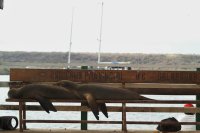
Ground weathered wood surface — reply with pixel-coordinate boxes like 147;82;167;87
10;68;200;83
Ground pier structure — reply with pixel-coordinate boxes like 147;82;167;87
1;68;200;132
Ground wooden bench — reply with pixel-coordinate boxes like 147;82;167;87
5;68;200;132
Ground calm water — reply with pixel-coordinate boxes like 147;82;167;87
0;75;195;130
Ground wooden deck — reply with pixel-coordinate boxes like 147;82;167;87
1;129;200;133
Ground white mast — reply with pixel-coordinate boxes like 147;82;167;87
98;2;104;64
68;8;74;66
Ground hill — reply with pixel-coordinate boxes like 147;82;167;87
0;51;200;74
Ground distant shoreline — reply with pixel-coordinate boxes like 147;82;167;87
0;51;200;75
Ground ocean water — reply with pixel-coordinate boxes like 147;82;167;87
0;75;195;130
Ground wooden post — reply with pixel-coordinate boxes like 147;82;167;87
196;68;200;130
122;83;127;132
22;102;27;130
19;101;23;132
81;66;88;130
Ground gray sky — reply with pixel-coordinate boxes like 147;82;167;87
0;0;200;54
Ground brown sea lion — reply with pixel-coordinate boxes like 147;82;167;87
8;84;80;113
54;80;153;120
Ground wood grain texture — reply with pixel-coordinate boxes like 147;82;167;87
10;68;200;83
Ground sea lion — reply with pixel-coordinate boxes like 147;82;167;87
52;81;105;120
54;80;153;120
8;84;80;113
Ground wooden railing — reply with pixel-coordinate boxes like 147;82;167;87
1;68;200;132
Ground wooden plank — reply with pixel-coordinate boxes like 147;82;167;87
127;87;200;95
7;82;200;89
10;68;200;83
1;105;200;113
1;129;200;133
22;120;200;125
126;83;200;95
5;99;200;104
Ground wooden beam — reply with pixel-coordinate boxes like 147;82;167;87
1;129;199;133
5;99;200;104
10;68;200;83
1;105;200;113
127;86;200;95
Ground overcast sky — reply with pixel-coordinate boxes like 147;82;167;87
0;0;200;54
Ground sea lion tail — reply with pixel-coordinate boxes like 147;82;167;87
99;103;108;118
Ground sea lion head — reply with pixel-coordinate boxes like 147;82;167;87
8;88;20;99
54;80;78;89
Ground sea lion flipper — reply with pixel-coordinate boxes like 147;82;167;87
81;101;90;107
99;103;108;118
139;95;153;100
35;96;57;113
83;93;99;120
